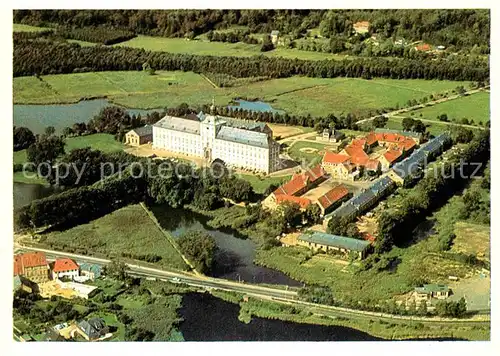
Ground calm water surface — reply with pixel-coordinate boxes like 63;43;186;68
13;99;162;134
229;100;284;114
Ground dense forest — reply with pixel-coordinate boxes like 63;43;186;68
13;9;490;51
13;39;488;81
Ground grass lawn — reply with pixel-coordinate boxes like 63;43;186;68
407;92;490;125
384;118;453;136
13;23;51;32
267;123;313;139
288;140;334;165
14;71;470;117
238;174;292;194
38;204;188;270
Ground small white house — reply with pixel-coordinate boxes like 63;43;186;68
51;258;80;280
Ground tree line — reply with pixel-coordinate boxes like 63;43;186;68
14;9;489;51
14;39;489;82
375;130;490;254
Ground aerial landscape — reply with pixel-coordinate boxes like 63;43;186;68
12;9;490;342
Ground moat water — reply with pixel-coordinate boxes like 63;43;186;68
229;100;284;114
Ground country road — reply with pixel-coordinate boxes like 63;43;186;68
16;244;490;326
355;87;489;125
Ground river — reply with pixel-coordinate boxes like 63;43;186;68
150;205;300;286
13;99;162;135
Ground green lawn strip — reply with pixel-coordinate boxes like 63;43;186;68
238;174;291;194
38;204;189;271
13;23;51;32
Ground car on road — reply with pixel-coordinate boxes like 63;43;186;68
171;277;181;283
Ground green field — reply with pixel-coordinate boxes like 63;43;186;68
115;35;346;61
384;118;453;136
406;92;490;125
238;174;292;194
288;140;334;165
13;23;51;32
38;204;188;270
14;71;470;117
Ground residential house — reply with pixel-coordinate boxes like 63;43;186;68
270;30;280;44
319;129;345;143
298;231;371;259
79;263;102;281
13;252;49;283
414;284;450;301
374;128;422;144
353;21;370;34
76;317;109;341
125;125;153;146
51;258;80;280
378;149;403;171
317;185;350;216
321;152;358;181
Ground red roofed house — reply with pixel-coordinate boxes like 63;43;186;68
321;152;358;181
264;165;327;209
317;185;351;215
363;232;376;243
14;252;49;283
378;149;403;171
275;194;312;210
51;258;80;280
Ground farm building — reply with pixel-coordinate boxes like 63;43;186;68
298;231;371;259
414;284;450;301
374;128;423;144
319;128;345;143
274;194;312;210
323;176;396;227
317;184;350;216
125;125;153;146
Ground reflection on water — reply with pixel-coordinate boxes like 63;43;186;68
179;292;382;341
150;205;300;286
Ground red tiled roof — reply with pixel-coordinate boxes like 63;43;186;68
305;164;327;184
365;159;380;171
383;149;402;164
322;152;350;165
344;146;369;166
351;138;367;148
317;185;350;210
14;252;47;276
354;21;370;28
275;195;312;209
365;132;378;146
52;258;79;273
274;174;308;196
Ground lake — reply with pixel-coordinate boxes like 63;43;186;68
179;292;381;341
150;205;300;286
13;99;162;135
229;100;284;114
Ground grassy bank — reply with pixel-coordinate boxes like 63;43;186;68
36;204;188;270
14;71;471;117
238;174;291;194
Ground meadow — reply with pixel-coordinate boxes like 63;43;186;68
14;71;470;117
405;92;490;125
238;174;292;194
38;204;188;270
287;140;335;165
13;23;51;32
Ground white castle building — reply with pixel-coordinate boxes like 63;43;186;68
152;110;280;174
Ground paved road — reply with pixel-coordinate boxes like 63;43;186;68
16;244;490;325
355;87;489;125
